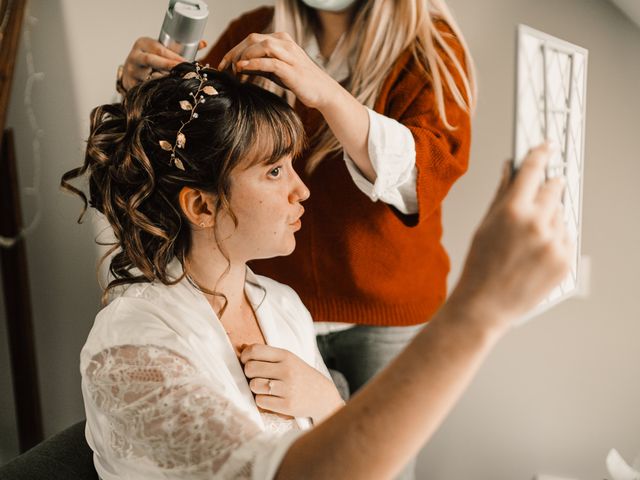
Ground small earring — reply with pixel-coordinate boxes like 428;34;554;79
199;222;206;228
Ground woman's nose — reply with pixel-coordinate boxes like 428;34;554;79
290;172;310;203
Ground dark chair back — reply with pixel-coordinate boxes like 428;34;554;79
0;421;97;480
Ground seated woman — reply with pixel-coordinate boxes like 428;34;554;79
62;63;571;479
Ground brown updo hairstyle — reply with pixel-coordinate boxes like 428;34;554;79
61;63;305;305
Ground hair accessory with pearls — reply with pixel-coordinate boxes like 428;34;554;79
158;63;219;171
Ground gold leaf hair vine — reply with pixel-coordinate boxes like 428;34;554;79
159;63;219;171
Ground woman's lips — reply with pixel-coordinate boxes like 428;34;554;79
289;207;304;228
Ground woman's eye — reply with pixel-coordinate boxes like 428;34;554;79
268;166;282;178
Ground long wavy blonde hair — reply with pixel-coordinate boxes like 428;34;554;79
269;0;477;172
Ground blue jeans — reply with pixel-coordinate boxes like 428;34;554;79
316;324;424;480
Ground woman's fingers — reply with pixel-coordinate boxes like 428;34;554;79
535;176;565;226
254;394;293;413
453;141;576;325
510;143;553;205
243;358;286;380
488;160;513;210
249;377;284;397
240;343;287;364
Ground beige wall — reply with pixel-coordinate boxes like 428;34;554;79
1;0;639;477
420;0;640;478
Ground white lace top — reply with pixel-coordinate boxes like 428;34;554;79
80;259;331;480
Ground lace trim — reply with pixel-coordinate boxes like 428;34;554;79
85;344;291;477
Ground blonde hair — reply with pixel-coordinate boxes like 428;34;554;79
269;0;477;172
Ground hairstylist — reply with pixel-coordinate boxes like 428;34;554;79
120;0;475;463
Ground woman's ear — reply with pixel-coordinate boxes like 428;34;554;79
178;186;216;228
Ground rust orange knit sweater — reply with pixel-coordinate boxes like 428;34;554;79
203;7;471;326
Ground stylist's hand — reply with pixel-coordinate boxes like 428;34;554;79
218;33;339;109
241;344;345;424
120;37;208;91
449;143;574;331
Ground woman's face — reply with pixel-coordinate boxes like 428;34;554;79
216;154;310;262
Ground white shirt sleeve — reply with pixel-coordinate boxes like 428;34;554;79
343;107;419;215
83;344;300;480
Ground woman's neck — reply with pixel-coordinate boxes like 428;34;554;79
185;240;247;317
186;245;266;354
315;8;354;59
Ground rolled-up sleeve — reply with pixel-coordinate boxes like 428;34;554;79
344;107;418;215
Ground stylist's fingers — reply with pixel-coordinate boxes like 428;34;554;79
122;37;186;90
510;143;554;204
236;58;291;85
218;33;295;70
133;37;185;62
218;33;269;70
237;38;295;65
148;71;165;81
123;61;157;88
122;62;150;90
130;50;182;74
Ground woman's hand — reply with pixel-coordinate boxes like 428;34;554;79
240;344;345;424
449;143;574;332
120;37;208;91
218;32;340;109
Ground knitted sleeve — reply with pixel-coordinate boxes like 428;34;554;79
377;25;472;226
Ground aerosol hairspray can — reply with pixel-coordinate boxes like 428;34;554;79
159;0;209;61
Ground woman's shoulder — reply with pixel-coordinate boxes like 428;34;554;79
87;293;172;342
81;282;200;359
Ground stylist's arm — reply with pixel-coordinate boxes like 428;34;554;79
219;33;376;182
273;143;572;480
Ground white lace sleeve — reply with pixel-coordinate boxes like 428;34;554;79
83;344;299;479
